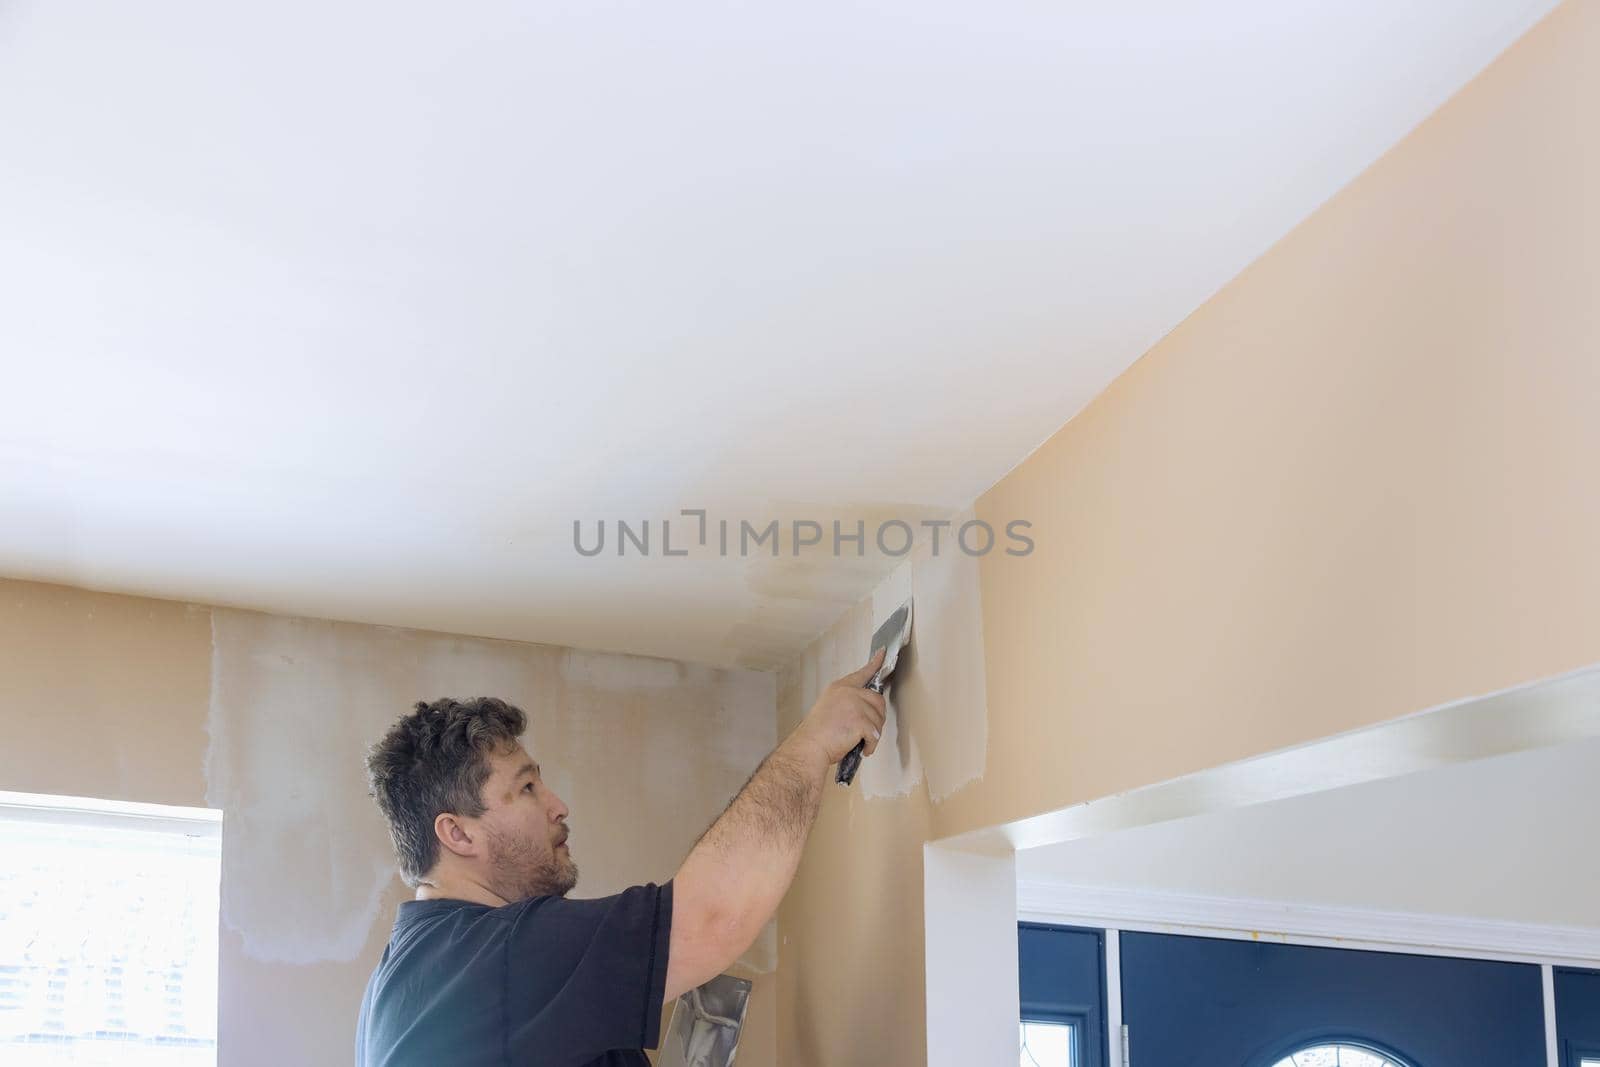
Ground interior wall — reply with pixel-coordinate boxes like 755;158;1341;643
777;3;1599;1063
0;576;779;1067
957;0;1599;841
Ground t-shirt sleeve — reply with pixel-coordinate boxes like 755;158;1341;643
504;879;674;1061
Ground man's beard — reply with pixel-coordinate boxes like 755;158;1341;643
486;823;579;901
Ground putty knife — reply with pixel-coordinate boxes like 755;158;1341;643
836;598;913;786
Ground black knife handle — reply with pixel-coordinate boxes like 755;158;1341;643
836;675;886;785
836;740;866;785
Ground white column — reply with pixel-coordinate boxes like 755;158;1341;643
925;841;1019;1067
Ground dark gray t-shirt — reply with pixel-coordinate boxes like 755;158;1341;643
355;881;673;1067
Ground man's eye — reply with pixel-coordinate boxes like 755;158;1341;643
524;783;534;793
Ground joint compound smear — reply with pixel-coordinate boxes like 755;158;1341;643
785;514;989;802
901;517;989;803
206;608;775;968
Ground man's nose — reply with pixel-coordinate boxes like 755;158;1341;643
549;792;570;822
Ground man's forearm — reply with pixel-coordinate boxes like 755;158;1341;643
675;730;830;949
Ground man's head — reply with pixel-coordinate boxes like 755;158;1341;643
365;697;577;902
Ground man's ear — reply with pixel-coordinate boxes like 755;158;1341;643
434;812;479;860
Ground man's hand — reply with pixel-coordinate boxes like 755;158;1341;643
790;648;889;767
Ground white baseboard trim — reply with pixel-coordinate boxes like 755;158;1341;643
1018;880;1600;968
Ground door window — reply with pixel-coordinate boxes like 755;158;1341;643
1020;1019;1075;1066
1268;1044;1410;1067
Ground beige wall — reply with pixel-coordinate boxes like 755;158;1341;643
0;577;779;1067
0;579;212;808
777;3;1599;1063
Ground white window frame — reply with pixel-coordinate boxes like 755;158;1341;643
1020;1017;1077;1067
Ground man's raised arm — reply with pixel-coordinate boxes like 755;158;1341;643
664;649;888;1000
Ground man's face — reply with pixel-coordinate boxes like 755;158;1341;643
473;741;577;902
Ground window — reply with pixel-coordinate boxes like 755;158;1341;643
0;790;221;1066
1020;1019;1075;1067
1269;1043;1411;1067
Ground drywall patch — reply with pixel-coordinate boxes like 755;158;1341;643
560;648;688;692
857;564;925;799
206;611;406;964
775;525;990;804
787;521;991;803
207;608;776;967
745;502;985;799
902;527;989;803
812;521;985;806
780;563;927;800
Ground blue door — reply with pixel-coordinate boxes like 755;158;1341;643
1556;967;1600;1067
1019;923;1107;1067
1119;932;1545;1067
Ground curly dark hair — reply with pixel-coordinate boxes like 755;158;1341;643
365;697;528;887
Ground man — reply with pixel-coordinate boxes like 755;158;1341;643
356;648;888;1066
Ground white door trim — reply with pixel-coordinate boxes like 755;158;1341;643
1544;964;1561;1067
928;844;1019;1067
1018;880;1600;969
1104;929;1123;1067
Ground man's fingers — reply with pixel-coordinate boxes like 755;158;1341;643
843;647;887;687
810;650;893;763
857;691;886;728
861;702;886;756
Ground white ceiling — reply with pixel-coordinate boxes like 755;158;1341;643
1018;736;1600;928
0;1;1557;669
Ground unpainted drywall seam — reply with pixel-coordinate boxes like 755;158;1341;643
204;608;777;967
